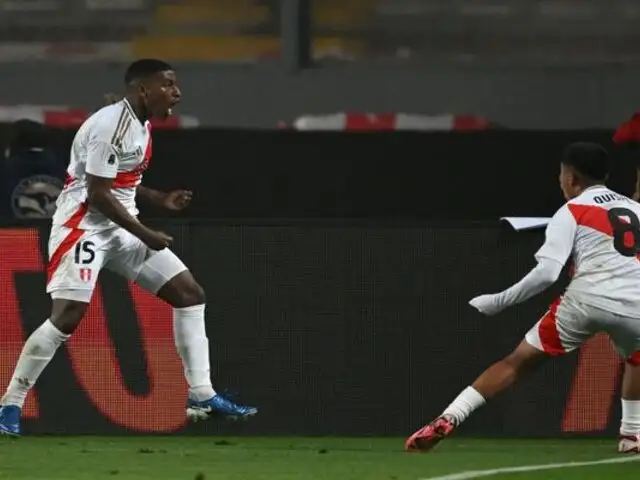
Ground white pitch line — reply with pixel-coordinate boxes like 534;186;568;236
420;455;640;480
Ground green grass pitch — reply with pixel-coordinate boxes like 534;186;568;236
0;437;636;479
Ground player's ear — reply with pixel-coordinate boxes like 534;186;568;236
572;172;582;187
132;79;148;99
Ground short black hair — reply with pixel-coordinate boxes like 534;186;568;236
561;142;610;182
124;59;173;84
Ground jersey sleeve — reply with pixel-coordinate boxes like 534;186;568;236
534;204;577;266
85;123;119;179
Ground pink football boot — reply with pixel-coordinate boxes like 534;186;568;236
405;416;456;453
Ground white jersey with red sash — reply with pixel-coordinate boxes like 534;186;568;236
52;98;152;232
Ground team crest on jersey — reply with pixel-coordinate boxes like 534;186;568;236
11;174;63;219
79;268;93;282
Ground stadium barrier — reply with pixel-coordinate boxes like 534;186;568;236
0;220;624;436
13;127;634;220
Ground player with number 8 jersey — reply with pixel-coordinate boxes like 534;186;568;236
406;142;640;454
533;189;640;318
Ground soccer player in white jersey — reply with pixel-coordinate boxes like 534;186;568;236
0;59;257;437
406;142;640;454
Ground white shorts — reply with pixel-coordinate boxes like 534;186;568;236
46;225;187;303
525;293;640;362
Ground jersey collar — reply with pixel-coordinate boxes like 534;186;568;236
122;98;142;124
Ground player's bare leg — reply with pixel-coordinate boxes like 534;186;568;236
0;299;88;437
405;341;548;452
155;270;257;421
619;358;640;453
470;340;548;398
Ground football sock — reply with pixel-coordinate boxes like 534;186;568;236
442;386;486;425
173;304;216;401
621;399;640;436
1;320;69;408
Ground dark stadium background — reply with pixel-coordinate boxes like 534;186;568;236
1;0;639;444
1;128;636;438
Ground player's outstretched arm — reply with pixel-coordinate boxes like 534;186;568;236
87;174;172;250
469;205;576;316
137;185;192;211
469;258;563;315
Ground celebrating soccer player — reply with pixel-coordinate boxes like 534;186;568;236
406;143;640;454
0;59;257;437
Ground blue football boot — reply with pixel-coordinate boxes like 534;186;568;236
0;405;21;438
186;393;257;422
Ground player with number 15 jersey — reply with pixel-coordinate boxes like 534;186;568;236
0;59;257;438
406;142;640;454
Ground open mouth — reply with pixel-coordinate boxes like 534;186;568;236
167;100;180;116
